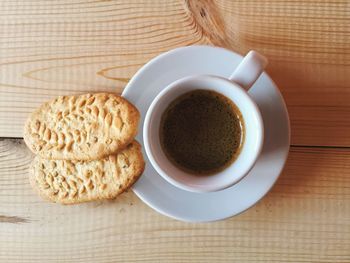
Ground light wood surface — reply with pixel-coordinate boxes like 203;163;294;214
1;0;350;146
0;140;349;262
0;1;349;262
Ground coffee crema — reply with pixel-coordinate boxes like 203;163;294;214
160;89;245;175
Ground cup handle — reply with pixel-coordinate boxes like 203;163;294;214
229;50;268;91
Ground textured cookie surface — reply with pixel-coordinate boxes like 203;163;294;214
29;141;145;204
24;93;139;160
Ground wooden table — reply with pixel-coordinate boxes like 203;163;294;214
0;1;349;262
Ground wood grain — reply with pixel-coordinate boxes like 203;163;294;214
1;1;350;262
1;0;350;146
0;139;349;262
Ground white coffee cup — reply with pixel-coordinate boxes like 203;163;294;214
143;50;267;192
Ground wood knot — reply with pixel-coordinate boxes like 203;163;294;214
184;0;233;48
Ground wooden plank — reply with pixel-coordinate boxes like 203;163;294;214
0;0;350;146
0;139;349;262
0;0;206;137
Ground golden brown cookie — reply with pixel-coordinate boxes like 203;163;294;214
23;93;140;160
29;141;145;204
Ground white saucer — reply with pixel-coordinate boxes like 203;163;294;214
122;45;290;222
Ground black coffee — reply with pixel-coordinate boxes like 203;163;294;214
160;89;245;175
